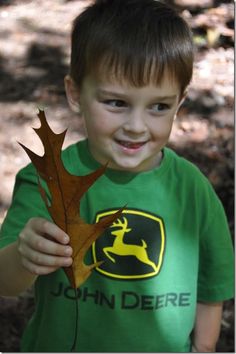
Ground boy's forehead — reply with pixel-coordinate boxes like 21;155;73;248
87;66;181;94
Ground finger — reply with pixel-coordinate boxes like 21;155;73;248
21;257;62;276
28;218;70;245
19;240;73;267
29;233;72;257
19;229;73;257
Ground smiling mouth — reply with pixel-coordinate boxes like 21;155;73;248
115;139;147;150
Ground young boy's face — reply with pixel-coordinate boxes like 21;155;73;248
65;71;183;172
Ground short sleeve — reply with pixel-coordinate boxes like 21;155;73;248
197;196;234;302
0;164;50;249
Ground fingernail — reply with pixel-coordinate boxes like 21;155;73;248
64;258;72;266
65;247;72;256
64;235;69;243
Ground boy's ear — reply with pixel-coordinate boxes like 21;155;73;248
178;89;188;109
64;75;81;113
174;90;188;121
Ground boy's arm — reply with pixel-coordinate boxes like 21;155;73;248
0;241;37;296
192;301;223;352
0;218;72;297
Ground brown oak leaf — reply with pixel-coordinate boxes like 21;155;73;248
20;109;123;288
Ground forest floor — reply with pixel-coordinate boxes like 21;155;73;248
0;0;234;352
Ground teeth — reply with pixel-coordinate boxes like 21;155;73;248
122;141;133;147
117;140;145;148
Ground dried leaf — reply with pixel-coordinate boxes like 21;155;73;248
20;109;123;288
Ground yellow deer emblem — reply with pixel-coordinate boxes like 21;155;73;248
103;217;157;271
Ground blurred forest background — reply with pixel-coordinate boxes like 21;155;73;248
0;0;234;351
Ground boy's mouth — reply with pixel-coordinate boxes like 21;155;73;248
115;139;146;150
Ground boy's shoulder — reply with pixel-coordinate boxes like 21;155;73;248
165;147;217;198
17;139;84;177
166;146;206;178
61;140;82;168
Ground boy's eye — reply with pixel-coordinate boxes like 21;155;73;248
104;99;127;108
150;103;170;112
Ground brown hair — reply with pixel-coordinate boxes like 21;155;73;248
69;0;194;95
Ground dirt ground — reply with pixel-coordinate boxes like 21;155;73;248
0;0;234;352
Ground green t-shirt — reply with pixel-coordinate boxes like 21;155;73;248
0;139;234;352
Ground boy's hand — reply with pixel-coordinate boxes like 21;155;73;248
18;218;73;276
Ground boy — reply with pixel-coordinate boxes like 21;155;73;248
0;0;234;352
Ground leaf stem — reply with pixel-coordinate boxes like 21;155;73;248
70;288;79;352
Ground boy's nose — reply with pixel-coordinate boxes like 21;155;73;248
123;109;147;134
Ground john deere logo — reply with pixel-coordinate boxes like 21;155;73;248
92;209;166;280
